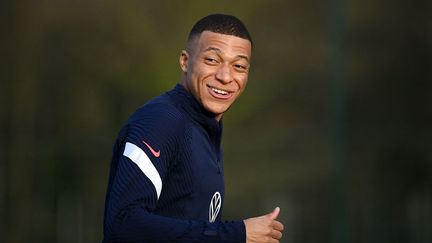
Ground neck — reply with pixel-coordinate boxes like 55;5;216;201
178;81;222;122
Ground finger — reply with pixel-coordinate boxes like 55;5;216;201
269;207;280;220
268;238;279;243
271;229;283;240
272;220;284;231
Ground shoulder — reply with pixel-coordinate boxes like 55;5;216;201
128;95;187;131
122;94;191;152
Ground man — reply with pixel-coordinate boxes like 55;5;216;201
103;14;284;242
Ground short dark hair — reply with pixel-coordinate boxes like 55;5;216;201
187;14;253;46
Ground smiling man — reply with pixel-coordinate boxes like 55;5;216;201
103;14;284;242
180;29;251;120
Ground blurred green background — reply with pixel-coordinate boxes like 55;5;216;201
1;0;431;242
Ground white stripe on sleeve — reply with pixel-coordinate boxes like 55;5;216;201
123;142;162;199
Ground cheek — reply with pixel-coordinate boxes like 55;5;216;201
188;68;201;88
237;76;248;90
190;70;209;98
191;65;204;84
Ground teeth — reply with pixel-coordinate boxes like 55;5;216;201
211;87;228;95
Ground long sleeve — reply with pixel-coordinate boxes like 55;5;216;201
103;101;246;242
105;201;245;242
103;152;245;242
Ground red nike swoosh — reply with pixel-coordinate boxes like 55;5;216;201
143;140;160;158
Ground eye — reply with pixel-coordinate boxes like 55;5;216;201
204;56;219;65
234;63;248;72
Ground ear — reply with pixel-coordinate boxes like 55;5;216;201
179;50;189;73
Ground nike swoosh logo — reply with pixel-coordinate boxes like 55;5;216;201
143;140;160;158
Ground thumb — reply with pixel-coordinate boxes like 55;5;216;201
268;207;280;220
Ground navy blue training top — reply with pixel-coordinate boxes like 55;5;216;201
103;84;246;242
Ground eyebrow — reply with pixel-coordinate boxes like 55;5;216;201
203;47;250;62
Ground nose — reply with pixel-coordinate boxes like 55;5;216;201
215;63;233;84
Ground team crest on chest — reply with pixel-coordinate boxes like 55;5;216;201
209;191;221;222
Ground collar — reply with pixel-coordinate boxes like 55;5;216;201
166;83;223;145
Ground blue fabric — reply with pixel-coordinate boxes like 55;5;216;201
103;84;245;242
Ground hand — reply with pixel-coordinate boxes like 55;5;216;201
243;207;284;243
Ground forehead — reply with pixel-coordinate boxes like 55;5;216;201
193;31;252;59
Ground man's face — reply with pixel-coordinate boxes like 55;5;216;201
180;31;252;120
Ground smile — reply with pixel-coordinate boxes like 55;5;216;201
211;87;228;95
207;85;234;100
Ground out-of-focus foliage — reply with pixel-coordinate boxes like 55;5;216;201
1;0;431;242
